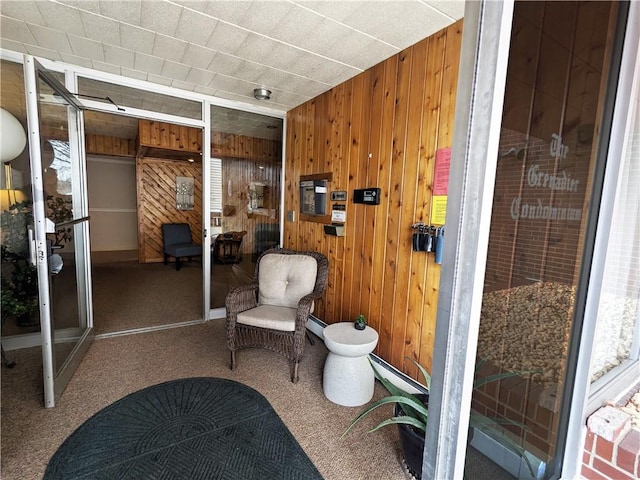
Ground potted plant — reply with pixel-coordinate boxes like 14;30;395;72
354;314;367;330
342;357;537;479
1;199;39;326
1;196;73;327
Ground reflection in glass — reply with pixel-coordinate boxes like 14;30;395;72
470;1;616;475
1;60;40;337
38;74;90;373
590;56;640;383
209;105;283;309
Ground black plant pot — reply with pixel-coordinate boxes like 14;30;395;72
394;393;429;479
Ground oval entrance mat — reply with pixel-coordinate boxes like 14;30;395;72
45;377;323;479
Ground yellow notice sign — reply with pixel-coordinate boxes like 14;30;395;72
431;196;447;225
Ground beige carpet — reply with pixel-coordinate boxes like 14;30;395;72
1;319;515;479
1;320;409;480
91;260;255;334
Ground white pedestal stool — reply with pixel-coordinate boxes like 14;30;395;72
322;322;379;407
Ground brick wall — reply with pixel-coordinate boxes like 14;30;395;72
582;400;640;480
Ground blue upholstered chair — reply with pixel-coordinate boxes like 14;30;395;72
161;223;202;271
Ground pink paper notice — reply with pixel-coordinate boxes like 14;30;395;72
433;148;451;196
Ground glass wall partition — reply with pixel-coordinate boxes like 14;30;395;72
1;59;38;339
209;105;283;308
468;2;619;477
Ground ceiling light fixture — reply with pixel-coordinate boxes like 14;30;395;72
253;88;271;100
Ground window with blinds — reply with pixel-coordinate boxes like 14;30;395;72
210;158;222;213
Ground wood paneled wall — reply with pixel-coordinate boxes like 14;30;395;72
284;20;462;377
219;157;281;255
136;157;202;263
86;134;136;157
139;120;202;152
212;131;280;163
135;118;282;262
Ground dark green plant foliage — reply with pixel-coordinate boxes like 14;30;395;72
1;196;72;319
342;356;539;476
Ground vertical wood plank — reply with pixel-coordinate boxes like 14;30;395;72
282;21;463;382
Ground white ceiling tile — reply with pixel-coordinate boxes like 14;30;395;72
233;33;278;65
99;1;142;25
161;60;191;81
0;38;27;53
147;73;174;87
390;23;447;50
173;8;215;46
322;30;375;66
426;1;465;20
228;60;266;83
340;3;389;37
287;52;332;78
270;5;324;46
181;44;217;70
140;1;182;37
208;73;255;94
152;34;188;63
296;1;363;23
170;79;195;91
68;34;105;61
0;1;45;25
58;1;102;15
120;66;148;81
366;4;451;47
103;44;135;69
206;22;249;55
296;18;353;54
60;52;93;68
90;60;122;76
0;0;461;116
306;61;360;85
79;11;120;45
253;69;291;90
193;84;217;96
272;75;328;97
273;90;308;105
133;52;164;75
36;2;86;37
119;23;155;54
349;40;398;70
266;43;305;72
185;67;215;86
24;43;62;61
27;23;73;54
1;17;38;45
204;1;253;24
236;2;293;36
207;52;245;76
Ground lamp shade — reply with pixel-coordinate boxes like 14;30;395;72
0;108;27;163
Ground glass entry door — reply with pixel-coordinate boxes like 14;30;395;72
24;56;93;408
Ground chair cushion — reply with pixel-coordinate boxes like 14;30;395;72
165;244;202;257
237;305;297;332
258;254;318;309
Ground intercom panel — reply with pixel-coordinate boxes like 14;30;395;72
353;188;380;205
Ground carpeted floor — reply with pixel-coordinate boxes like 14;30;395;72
1;319;515;480
91;260;255;334
44;377;323;479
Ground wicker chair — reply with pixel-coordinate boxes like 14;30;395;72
225;248;329;383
